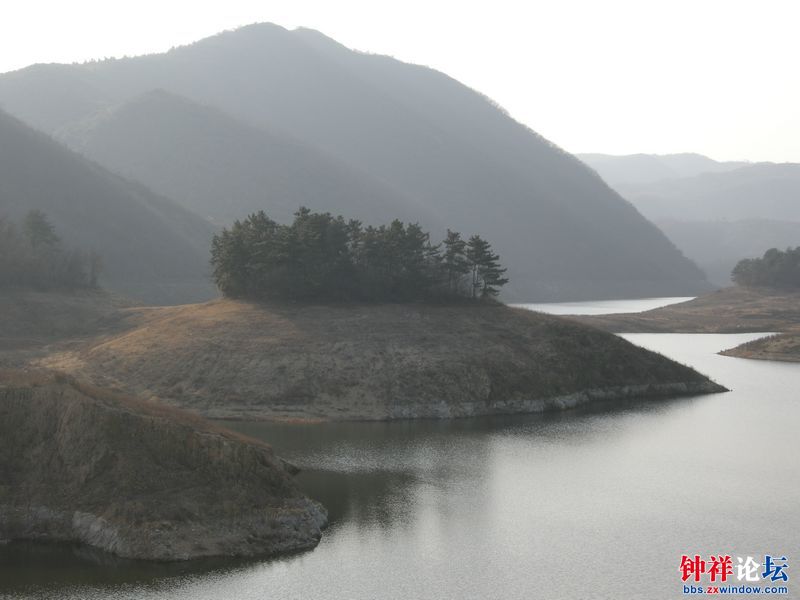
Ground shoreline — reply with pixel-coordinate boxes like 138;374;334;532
203;379;727;422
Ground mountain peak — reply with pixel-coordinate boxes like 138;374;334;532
0;26;711;300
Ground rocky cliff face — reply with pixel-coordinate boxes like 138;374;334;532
40;300;726;420
0;372;327;560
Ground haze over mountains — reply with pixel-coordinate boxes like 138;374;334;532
0;23;711;301
55;90;427;226
615;163;800;222
0;109;215;304
581;154;800;285
578;153;750;186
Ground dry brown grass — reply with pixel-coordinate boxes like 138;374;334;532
33;297;720;420
0;367;272;449
573;286;800;333
720;329;800;362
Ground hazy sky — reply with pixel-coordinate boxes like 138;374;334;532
1;0;798;162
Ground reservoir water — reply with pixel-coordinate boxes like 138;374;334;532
512;295;694;315
2;300;799;599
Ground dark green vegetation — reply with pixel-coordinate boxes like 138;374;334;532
732;246;800;289
581;154;800;287
0;210;100;290
211;208;507;302
0;108;216;305
0;23;710;301
0;370;327;560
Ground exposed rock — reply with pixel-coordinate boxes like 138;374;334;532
0;371;327;560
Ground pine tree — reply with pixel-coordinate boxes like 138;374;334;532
442;230;469;296
466;235;508;298
209;207;509;302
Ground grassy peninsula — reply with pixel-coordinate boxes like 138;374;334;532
569;285;800;363
573;286;800;333
0;370;326;560
39;298;725;420
720;332;800;362
575;247;800;337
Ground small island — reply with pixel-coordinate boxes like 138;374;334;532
27;208;725;421
0;208;727;563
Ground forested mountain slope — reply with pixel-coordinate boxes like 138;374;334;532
0;24;709;300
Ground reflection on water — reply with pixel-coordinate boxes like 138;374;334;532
513;295;694;315
3;325;800;599
0;541;250;591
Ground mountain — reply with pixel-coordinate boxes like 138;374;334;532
657;218;800;285
611;163;800;285
0;108;216;304
615;163;800;222
578;152;750;186
0;24;709;301
55;90;429;226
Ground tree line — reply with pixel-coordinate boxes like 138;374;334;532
0;210;101;290
211;207;508;302
732;246;800;289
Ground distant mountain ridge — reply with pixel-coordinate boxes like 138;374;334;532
0;108;216;304
578;152;751;186
615;162;800;222
578;153;800;286
0;23;710;301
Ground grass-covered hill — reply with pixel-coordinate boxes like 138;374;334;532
720;331;800;362
0;370;327;560
40;298;725;420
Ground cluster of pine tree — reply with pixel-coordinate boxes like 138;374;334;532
211;208;508;302
732;247;800;289
0;210;101;290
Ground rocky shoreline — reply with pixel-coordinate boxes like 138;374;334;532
204;380;726;421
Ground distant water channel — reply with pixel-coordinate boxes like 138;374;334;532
3;299;799;599
512;295;694;315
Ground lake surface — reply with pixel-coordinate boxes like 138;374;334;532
513;295;694;315
3;301;799;599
